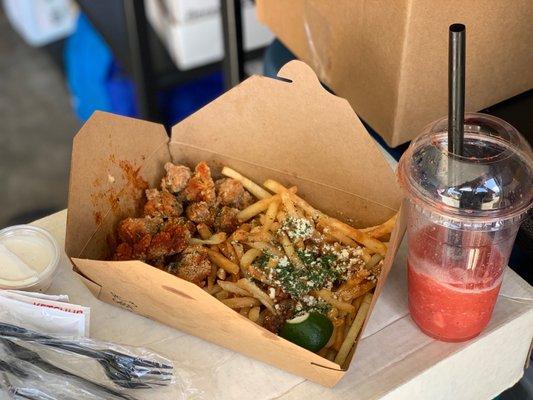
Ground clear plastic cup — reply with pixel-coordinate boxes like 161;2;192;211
0;225;60;292
397;113;533;342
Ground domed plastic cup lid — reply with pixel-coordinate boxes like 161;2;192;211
398;113;533;230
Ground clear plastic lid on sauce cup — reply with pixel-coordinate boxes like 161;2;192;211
0;225;60;292
398;112;533;231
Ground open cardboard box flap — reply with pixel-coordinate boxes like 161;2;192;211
66;61;404;387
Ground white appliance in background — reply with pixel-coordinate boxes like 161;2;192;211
145;0;274;70
2;0;78;47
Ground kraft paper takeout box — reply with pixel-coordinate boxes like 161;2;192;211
256;0;533;147
65;61;404;387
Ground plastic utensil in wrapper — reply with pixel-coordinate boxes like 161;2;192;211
0;225;60;292
398;112;533;342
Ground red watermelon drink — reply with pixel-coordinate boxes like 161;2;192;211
398;113;533;342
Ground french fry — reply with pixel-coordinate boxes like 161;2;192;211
204;285;223;296
344;312;354;338
351;295;364;316
318;347;329;357
314;289;355;313
240;306;251;316
207;249;240;275
207;264;217;290
324;324;337;349
240;248;262;269
275;210;286;223
337;269;371;295
366;253;384;271
279;232;304;269
218;280;252;297
247;230;274;243
334;293;372;366
222;166;272;199
263;179;289;194
190;232;227;245
320;217;388;256
327;307;339;321
248;306;260;322
319;224;358;247
225;241;238;263
257;310;266;326
197;223;213;240
232;242;244;260
326;348;337;361
362;213;398;239
333;319;346;351
267;183;388;255
221;297;261;309
247;241;284;258
237;195;280;222
340;281;376;301
244;265;270;285
262;198;280;233
265;257;278;270
281;191;298;218
237;278;277;315
217;267;226;280
361;248;372;264
215;290;229;300
217;243;232;260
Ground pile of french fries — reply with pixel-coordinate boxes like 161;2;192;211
197;167;396;366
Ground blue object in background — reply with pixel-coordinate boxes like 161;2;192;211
65;13;114;120
106;60;138;118
159;71;224;127
65;13;224;125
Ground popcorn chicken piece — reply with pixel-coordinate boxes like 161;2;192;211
183;162;216;205
144;188;183;218
185;201;214;226
172;245;212;284
214;206;239;233
161;162;191;193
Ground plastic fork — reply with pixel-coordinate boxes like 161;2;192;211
0;322;173;389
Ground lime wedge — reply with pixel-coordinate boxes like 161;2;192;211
279;312;333;352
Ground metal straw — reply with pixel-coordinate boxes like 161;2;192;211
448;23;466;256
448;23;465;157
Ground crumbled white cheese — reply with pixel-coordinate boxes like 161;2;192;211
277;256;290;268
268;287;276;299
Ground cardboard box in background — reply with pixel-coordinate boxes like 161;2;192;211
65;61;404;386
163;0;219;23
145;0;273;70
2;0;78;46
257;0;533;147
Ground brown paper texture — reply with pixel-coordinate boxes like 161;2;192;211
66;60;403;386
257;0;533;147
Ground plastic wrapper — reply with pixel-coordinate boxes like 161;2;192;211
0;323;203;400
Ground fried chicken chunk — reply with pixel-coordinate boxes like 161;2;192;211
183;162;216;204
173;245;212;284
117;216;162;244
215;178;254;209
263;299;296;333
144;219;191;259
216;178;243;206
161;162;191;193
113;218;190;261
185;201;214;225
214;206;239;233
144;188;183;218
